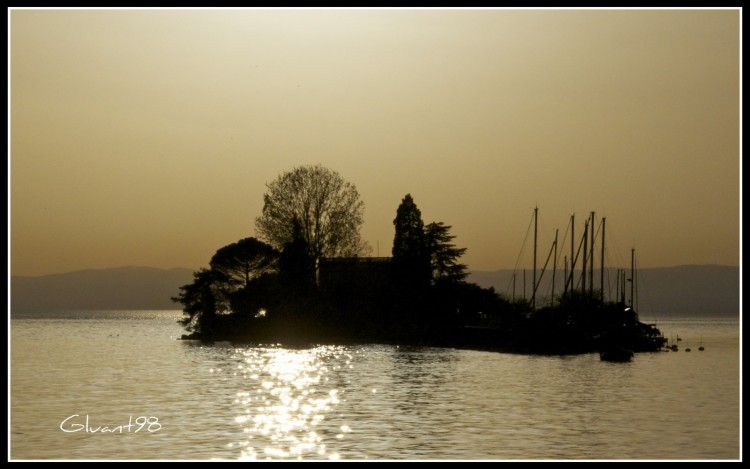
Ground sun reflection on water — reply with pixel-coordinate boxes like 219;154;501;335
229;345;350;460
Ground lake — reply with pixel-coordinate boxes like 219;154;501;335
9;310;740;460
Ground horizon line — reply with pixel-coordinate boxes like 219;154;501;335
10;262;741;278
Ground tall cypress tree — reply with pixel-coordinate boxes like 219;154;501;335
392;194;431;289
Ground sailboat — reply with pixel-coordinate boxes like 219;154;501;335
669;337;679;351
510;207;667;356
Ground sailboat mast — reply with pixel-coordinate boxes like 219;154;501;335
582;219;588;295
532;206;537;309
615;269;620;303
552;229;558;306
630;248;635;308
601;217;606;303
589;212;595;296
633;251;638;311
569;214;575;295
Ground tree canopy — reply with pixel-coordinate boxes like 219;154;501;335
209;237;279;289
171;268;232;333
255;164;369;267
392;195;468;289
392;194;426;259
425;222;468;284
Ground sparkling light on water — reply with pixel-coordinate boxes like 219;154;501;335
229;346;350;460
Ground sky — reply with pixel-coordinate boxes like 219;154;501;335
9;8;740;277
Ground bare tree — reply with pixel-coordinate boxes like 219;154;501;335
255;164;369;267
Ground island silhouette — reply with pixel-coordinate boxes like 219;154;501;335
173;165;666;358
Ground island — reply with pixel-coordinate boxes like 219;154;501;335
173;165;666;359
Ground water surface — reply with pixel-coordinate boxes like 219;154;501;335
10;311;740;460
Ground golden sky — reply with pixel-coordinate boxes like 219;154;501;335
10;8;740;276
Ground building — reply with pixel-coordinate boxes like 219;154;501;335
318;257;394;298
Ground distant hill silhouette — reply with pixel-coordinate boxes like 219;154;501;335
468;265;739;318
10;266;195;312
10;264;739;317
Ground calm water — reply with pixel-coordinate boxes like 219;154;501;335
10;311;740;460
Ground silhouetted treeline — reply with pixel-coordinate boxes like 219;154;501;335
173;192;510;346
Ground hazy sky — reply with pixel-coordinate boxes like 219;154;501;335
10;8;740;276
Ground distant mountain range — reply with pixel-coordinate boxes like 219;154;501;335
469;264;739;318
10;266;195;312
10;264;739;317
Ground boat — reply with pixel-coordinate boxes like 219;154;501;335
505;208;666;355
600;348;634;362
666;336;679;351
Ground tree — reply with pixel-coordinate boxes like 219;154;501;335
392;194;431;288
255;164;369;269
425;222;468;284
172;268;232;334
209;237;279;289
278;217;316;292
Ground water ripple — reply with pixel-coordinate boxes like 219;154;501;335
10;314;740;460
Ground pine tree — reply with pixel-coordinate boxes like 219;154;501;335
425;222;468;284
